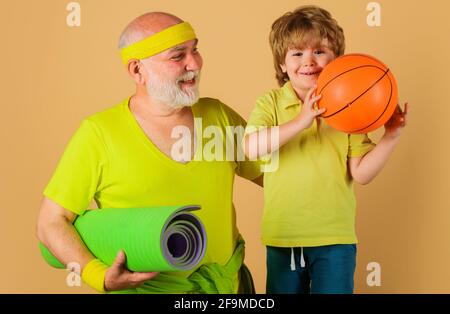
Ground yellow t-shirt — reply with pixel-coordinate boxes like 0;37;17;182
44;97;261;291
246;82;375;247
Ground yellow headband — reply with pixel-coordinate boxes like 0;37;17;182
120;22;196;65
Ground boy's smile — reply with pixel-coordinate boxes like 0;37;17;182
280;40;335;101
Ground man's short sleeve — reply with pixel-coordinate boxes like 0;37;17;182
44;119;107;215
348;133;376;158
218;103;262;181
244;95;276;135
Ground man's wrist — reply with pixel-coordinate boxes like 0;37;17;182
81;258;109;293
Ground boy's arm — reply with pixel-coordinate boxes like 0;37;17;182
244;86;324;159
251;174;264;187
349;103;408;185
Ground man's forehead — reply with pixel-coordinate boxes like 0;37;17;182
168;39;199;52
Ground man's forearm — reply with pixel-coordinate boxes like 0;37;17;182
38;217;95;269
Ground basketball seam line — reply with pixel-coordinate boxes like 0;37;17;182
321;68;390;119
317;64;387;95
348;74;393;133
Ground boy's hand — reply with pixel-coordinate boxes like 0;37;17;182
104;250;159;291
384;102;408;139
295;85;326;130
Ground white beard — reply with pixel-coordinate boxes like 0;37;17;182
146;69;201;108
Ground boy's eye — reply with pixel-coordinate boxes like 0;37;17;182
315;50;325;54
293;52;303;57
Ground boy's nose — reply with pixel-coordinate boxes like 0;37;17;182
302;56;316;67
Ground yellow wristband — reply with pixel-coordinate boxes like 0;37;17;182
81;259;108;293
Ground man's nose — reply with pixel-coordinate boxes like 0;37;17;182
185;52;203;71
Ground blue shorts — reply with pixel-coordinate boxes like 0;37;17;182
266;244;357;294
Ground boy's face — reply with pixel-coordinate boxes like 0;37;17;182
280;40;335;99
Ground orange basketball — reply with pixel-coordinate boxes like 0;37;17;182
316;53;398;134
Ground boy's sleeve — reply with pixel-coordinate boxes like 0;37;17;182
244;95;276;135
44;119;107;215
347;133;376;158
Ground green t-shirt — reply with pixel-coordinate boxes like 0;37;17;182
44;97;261;291
246;82;375;247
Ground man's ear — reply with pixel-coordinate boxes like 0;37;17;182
279;63;287;73
127;60;145;85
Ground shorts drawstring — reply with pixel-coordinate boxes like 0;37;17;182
290;247;296;271
300;247;305;268
290;247;306;271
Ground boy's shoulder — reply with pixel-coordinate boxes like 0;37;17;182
256;83;295;109
257;86;282;102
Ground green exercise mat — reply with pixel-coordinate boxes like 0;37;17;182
39;205;206;272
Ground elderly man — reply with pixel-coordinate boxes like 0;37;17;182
37;12;262;293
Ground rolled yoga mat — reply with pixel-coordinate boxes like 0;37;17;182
39;205;206;272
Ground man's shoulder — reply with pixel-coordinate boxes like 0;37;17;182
196;97;225;109
195;97;227;116
83;99;128;127
196;97;243;123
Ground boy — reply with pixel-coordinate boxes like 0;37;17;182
244;5;408;294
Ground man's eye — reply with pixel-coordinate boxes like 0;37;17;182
193;47;199;53
171;54;184;60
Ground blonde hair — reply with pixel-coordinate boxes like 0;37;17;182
269;5;345;86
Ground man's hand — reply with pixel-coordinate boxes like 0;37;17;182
104;250;159;291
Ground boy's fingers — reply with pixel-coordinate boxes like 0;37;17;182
313;108;326;117
311;94;322;103
304;93;321;110
305;85;317;102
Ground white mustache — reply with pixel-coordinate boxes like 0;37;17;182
176;71;199;83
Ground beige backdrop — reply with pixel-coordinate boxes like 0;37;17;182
1;0;448;293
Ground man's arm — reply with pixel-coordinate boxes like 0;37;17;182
36;197;159;292
37;197;94;268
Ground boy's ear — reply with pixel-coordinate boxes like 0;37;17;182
279;64;287;73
